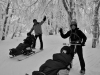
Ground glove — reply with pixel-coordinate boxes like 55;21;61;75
59;28;63;32
43;16;46;21
81;43;85;46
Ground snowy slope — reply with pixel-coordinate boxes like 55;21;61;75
0;33;100;75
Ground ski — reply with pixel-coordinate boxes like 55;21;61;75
18;50;43;61
9;54;25;60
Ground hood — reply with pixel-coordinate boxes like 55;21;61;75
70;22;77;28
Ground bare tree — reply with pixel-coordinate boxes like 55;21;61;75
92;0;100;48
62;0;76;29
1;1;10;40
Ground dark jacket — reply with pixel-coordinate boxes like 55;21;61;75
39;53;72;75
60;28;87;46
23;35;35;46
29;16;46;35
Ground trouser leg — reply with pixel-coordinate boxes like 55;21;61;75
32;35;38;48
77;46;85;71
39;34;43;49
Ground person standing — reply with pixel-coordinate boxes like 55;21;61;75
59;21;87;74
28;16;46;50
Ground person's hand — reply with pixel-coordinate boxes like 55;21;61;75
59;28;63;32
81;43;85;46
43;16;46;21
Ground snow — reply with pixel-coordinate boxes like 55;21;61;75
0;33;100;75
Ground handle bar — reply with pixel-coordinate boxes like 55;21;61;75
70;44;81;45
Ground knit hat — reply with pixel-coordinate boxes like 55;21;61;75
33;19;37;23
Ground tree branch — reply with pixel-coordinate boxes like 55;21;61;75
62;0;70;14
65;0;70;7
97;0;100;10
41;0;53;15
0;0;7;3
24;0;39;13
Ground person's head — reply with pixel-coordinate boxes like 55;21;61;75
60;46;71;54
33;19;37;24
62;50;68;54
70;21;77;30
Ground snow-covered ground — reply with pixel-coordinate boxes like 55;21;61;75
0;33;100;75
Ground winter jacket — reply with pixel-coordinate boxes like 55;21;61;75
33;22;43;35
23;35;35;45
29;16;46;35
60;28;87;46
39;53;72;75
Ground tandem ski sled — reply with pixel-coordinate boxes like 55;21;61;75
26;43;85;75
10;49;43;61
9;33;43;61
26;45;74;75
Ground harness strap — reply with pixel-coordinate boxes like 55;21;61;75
69;30;81;44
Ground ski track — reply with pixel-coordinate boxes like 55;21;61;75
0;34;100;75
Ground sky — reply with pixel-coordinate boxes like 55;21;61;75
0;33;100;75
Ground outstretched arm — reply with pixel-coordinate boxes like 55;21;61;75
59;28;70;39
40;16;46;25
29;26;34;34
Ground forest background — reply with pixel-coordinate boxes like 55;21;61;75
0;0;100;47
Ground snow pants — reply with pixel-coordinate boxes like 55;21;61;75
32;34;43;49
71;45;85;71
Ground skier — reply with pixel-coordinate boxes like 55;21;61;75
59;21;87;74
28;16;46;50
